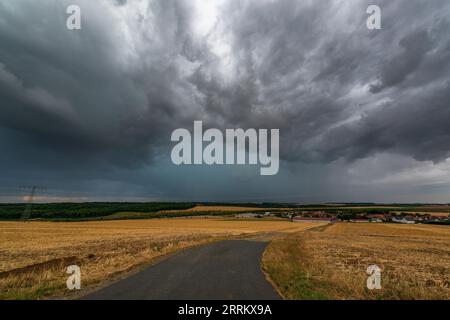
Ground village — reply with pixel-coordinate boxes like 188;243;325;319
233;210;450;225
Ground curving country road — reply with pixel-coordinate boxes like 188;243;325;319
83;239;281;300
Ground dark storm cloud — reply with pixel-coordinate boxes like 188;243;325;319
0;0;450;201
182;0;450;164
0;0;195;169
369;29;434;93
317;82;450;163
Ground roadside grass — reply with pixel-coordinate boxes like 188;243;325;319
262;231;331;299
1;274;66;300
262;223;450;300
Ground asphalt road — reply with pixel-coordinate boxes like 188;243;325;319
84;240;281;300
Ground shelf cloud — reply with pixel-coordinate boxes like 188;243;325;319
1;0;450;202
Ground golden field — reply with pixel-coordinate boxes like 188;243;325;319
0;219;318;299
263;223;450;300
163;205;290;213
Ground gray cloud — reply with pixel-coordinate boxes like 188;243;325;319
1;0;450;201
369;29;433;93
318;82;450;163
114;0;127;6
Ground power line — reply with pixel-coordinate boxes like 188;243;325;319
19;186;47;221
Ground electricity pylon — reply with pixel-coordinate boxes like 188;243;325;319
20;186;46;221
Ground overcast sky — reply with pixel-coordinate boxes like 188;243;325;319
1;0;450;203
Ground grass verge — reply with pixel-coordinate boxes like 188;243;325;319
262;223;450;300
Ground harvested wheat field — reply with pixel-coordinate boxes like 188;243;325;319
0;219;318;299
163;205;290;213
263;223;450;300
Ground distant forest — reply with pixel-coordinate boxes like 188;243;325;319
0;202;196;220
0;202;449;221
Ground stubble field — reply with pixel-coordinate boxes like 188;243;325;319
263;223;450;299
0;219;318;299
163;205;291;213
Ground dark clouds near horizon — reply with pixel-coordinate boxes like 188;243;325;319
1;0;450;202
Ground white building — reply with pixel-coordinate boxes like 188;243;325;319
392;217;415;224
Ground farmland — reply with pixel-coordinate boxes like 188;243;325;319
263;223;450;299
0;219;319;299
0;203;289;221
1;213;449;300
164;205;290;213
2;202;450;222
